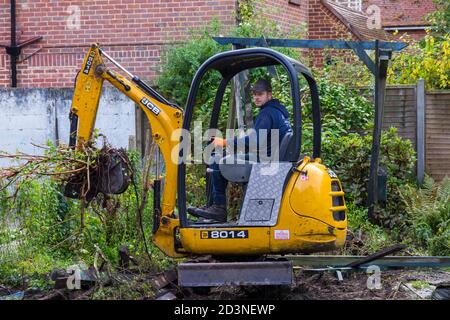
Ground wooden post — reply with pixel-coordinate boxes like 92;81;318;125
135;104;151;156
135;104;143;155
368;42;390;222
234;74;245;132
242;70;253;129
128;135;136;151
416;78;425;185
227;73;246;133
227;80;237;130
227;44;246;134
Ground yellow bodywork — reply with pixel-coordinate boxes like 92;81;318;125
180;156;347;255
71;44;347;258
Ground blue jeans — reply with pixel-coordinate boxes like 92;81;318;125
210;162;227;206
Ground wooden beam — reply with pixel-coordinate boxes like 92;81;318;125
416;78;425;185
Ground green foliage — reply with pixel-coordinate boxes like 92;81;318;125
411;280;431;290
313;52;374;88
301;77;373;154
388;34;450;90
400;176;450;256
0;150;174;289
185;164;207;208
427;0;450;37
236;0;255;23
0;179;74;288
342;202;398;255
92;278;155;300
156;27;224;107
322;127;416;229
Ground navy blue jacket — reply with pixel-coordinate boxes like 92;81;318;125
233;99;292;157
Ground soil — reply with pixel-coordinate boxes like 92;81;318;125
2;269;449;300
184;269;450;300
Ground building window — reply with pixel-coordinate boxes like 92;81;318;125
335;0;362;12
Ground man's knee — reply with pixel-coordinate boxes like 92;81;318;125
210;162;220;171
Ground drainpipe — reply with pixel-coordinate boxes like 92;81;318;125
10;0;17;87
3;0;43;87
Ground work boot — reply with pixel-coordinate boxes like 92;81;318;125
187;205;208;217
188;204;227;223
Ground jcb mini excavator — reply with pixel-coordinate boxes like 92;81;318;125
67;43;347;286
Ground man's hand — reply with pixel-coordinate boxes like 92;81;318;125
212;137;227;147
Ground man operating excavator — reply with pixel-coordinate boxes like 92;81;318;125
188;78;292;223
66;44;347;261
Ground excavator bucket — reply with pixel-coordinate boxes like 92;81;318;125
64;147;131;201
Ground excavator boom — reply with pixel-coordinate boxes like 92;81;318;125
69;44;185;257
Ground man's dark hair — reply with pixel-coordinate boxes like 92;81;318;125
251;79;272;93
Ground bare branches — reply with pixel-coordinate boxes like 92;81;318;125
0;142;99;198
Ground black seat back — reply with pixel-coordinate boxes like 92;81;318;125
278;131;293;161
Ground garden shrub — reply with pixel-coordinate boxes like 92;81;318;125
426;0;450;38
301;76;373;154
388;33;450;90
157;27;224;107
322;127;417;230
400;176;450;255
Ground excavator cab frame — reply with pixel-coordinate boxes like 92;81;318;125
178;48;322;229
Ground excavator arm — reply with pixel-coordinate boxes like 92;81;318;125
69;44;185;257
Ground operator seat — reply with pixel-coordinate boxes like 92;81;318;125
219;131;293;183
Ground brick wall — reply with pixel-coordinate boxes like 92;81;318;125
254;0;308;35
0;0;237;88
1;1;437;88
308;0;356;39
387;29;428;41
307;0;358;67
0;4;10;85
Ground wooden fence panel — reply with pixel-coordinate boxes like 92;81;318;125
425;92;450;181
382;86;417;149
381;85;450;181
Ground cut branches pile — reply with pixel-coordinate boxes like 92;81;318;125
0;139;132;203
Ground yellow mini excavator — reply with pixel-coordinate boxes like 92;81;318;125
67;43;347;287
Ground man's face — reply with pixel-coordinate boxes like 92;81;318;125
252;91;272;107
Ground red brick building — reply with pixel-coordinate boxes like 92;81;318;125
362;0;436;40
312;0;436;40
0;0;238;88
0;0;436;88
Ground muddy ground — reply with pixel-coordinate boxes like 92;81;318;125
2;268;449;300
185;269;450;300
